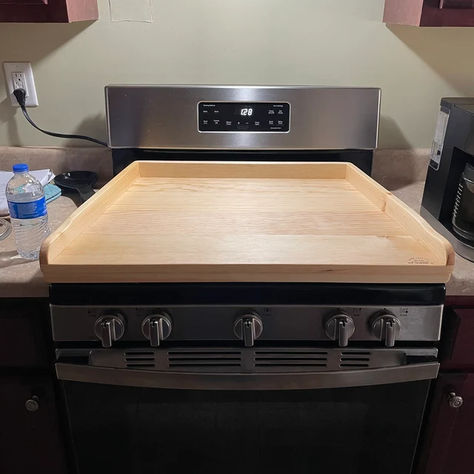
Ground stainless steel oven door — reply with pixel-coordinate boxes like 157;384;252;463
57;355;438;474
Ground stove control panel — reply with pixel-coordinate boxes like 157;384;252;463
51;304;443;346
198;102;290;132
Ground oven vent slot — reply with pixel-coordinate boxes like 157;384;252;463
125;350;156;368
168;350;242;368
255;350;328;368
339;351;371;368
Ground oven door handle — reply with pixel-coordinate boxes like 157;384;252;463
55;362;439;391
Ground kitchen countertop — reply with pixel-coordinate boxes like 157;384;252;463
0;179;473;298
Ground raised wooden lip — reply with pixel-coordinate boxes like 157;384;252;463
39;161;454;284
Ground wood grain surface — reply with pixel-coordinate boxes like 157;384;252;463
39;161;454;283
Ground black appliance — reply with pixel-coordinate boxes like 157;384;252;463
51;86;442;474
421;97;474;261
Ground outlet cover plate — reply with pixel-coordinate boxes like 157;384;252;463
3;62;38;107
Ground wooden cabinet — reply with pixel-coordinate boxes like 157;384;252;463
0;298;70;474
0;374;68;474
384;0;474;26
0;0;98;22
0;299;50;368
417;373;474;474
416;304;474;474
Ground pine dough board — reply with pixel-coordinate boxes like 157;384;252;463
40;161;454;284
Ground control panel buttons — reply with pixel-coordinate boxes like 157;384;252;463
370;312;401;347
199;102;289;132
234;312;263;347
94;313;125;348
325;313;355;347
141;312;172;347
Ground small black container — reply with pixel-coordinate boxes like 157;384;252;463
452;162;474;242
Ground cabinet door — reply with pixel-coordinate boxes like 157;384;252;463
0;374;68;474
422;0;474;26
0;0;98;22
441;307;474;370
0;299;50;368
384;0;474;26
417;373;474;474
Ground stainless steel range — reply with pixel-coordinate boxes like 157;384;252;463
50;86;445;474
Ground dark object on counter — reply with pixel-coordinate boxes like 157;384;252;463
452;162;474;241
421;97;474;262
54;171;97;202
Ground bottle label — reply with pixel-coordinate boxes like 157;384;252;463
8;197;47;219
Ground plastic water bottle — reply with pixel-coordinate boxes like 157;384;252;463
6;163;50;260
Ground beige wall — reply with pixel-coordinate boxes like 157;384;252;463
1;0;474;148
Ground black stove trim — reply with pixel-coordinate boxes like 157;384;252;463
111;148;373;176
49;283;445;306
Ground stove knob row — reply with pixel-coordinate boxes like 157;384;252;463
325;310;401;347
94;311;173;348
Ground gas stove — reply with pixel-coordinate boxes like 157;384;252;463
48;86;446;474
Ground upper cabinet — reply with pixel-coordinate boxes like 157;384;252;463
0;0;98;22
384;0;474;26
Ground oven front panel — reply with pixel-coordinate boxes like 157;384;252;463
63;380;429;474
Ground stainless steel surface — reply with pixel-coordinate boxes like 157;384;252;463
448;392;464;409
421;206;474;262
24;396;39;412
141;313;172;347
87;347;425;373
106;86;380;150
93;314;125;348
233;313;263;347
56;361;439;390
51;304;444;343
324;313;355;347
371;312;401;348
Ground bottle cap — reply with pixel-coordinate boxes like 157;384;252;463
12;163;29;173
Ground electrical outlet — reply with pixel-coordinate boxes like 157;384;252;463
3;62;38;107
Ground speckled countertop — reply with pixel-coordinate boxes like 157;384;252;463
0;147;472;298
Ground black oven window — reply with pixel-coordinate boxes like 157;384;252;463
63;381;430;474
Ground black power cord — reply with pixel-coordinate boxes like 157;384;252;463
13;88;108;147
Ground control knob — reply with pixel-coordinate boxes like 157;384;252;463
141;312;172;347
94;313;125;348
234;313;263;347
371;312;401;347
325;313;355;347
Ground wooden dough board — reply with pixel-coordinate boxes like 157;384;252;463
40;161;454;284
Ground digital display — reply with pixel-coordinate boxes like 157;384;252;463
238;107;253;117
199;102;290;132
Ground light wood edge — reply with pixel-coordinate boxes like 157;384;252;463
345;163;455;275
40;161;141;266
40;263;453;284
137;160;348;179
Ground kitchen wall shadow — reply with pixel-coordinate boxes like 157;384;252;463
0;98;21;146
63;114;107;148
374;116;429;190
387;25;474;96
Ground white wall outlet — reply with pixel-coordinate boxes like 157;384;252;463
3;62;39;107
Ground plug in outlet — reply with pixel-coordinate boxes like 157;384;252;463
12;72;28;96
3;62;38;107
